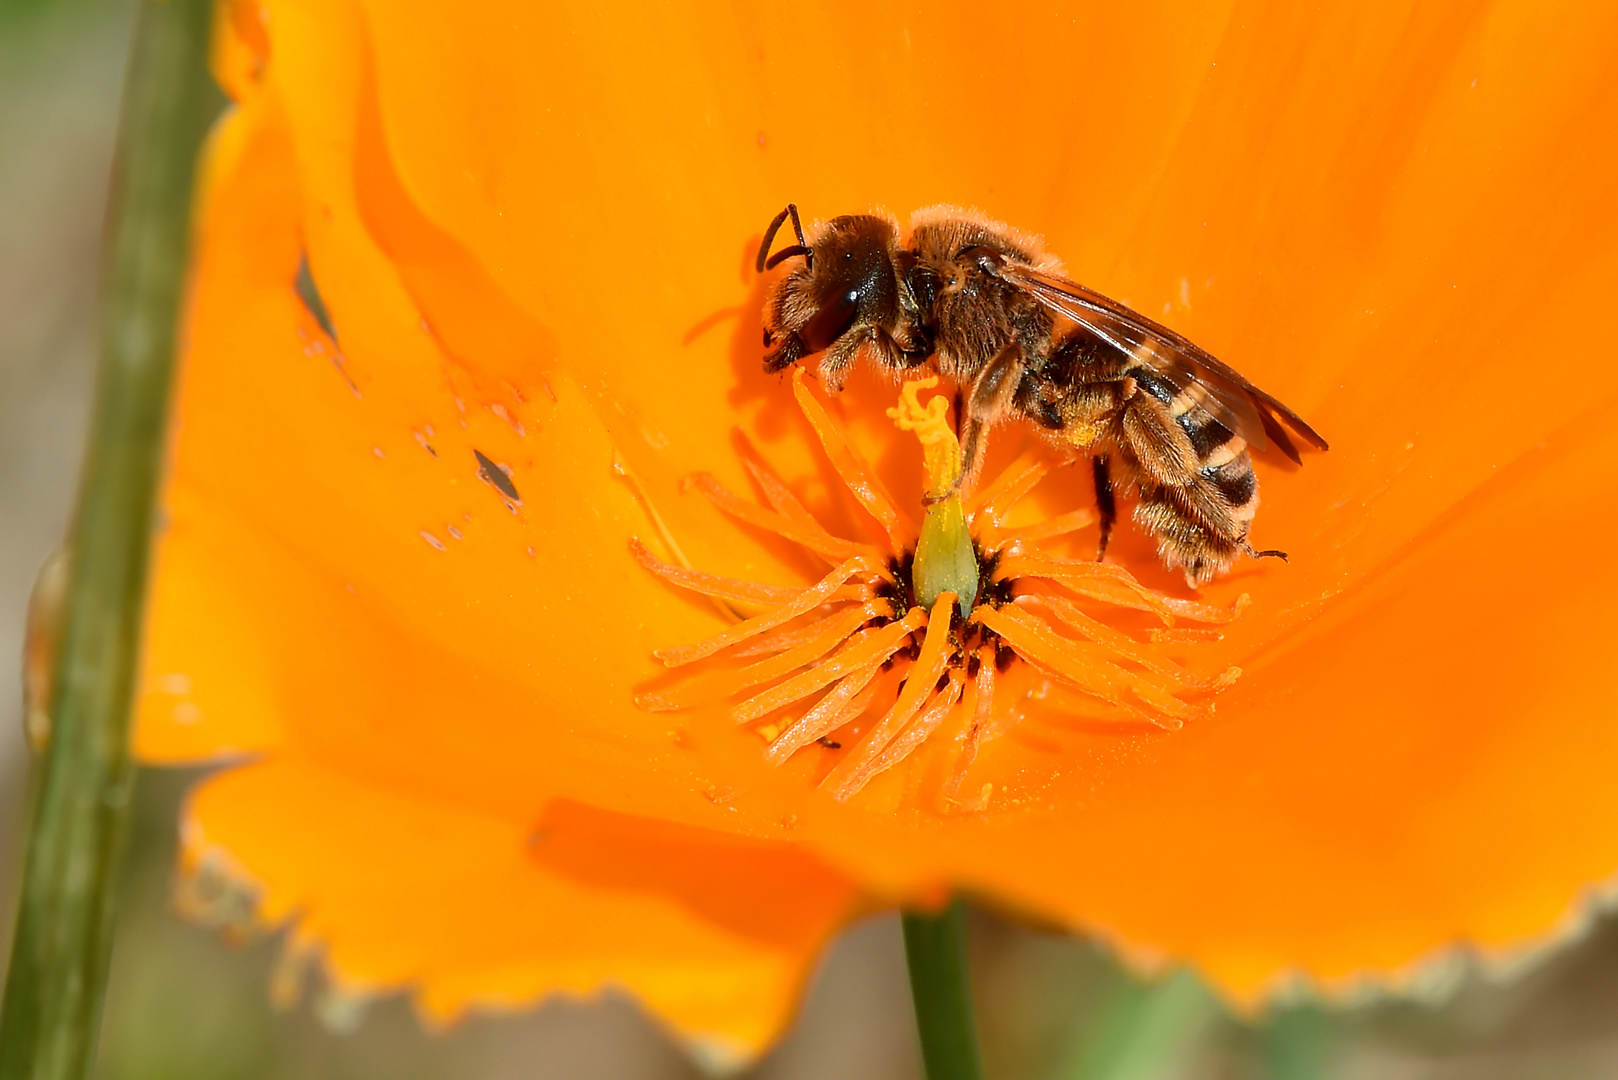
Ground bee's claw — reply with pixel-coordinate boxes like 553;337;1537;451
922;474;966;506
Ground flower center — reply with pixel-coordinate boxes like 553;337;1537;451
631;371;1244;808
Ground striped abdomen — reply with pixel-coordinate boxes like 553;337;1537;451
1113;365;1260;586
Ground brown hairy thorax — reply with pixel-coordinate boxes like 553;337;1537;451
755;204;1328;587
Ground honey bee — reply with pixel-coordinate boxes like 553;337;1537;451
756;203;1329;586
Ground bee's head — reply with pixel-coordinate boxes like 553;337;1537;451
758;210;902;376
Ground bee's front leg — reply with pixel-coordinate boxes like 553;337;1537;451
819;328;875;390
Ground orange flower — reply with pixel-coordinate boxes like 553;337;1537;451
138;0;1618;1063
636;371;1247;804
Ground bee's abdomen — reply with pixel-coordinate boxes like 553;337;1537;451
1155;380;1258;526
1203;457;1256;510
1118;367;1262;585
1133;483;1245;586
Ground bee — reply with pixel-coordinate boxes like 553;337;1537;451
756;203;1329;586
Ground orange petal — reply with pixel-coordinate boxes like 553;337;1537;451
183;757;861;1063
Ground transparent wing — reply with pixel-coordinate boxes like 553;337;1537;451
1000;264;1329;463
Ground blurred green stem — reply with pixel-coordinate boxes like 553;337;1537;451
903;899;984;1080
1265;1004;1333;1080
1060;971;1221;1080
0;1;216;1077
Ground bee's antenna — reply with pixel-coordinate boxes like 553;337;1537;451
756;203;813;273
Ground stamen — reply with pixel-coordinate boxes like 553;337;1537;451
972;605;1201;728
613;452;724;611
740;455;848;564
1148;627;1227;644
653;556;881;667
988;507;1099;551
765;658;889;763
1157;592;1251;625
1017;592;1240;690
731;609;926;724
742;457;816;521
850;669;967;796
824;593;959;801
687;472;880;561
1036;685;1185;729
995;553;1182;623
731;606;875;658
791;369;915;550
963;448;1048;518
639;603;883;711
630;538;803;607
938;646;997;810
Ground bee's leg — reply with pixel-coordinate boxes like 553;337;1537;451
1091;455;1117;561
819;328;877;390
931;343;1023;503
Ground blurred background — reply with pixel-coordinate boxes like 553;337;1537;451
6;0;1618;1076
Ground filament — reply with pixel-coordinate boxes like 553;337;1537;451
731;610;926;724
630;538;804;607
791;370;915;550
653;555;881;667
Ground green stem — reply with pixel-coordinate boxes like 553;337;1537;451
0;2;216;1078
903;899;984;1080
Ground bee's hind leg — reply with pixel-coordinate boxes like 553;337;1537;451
1091;454;1117;561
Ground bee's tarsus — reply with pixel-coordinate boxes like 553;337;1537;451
1247;546;1289;562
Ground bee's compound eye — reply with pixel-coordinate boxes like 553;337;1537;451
800;289;860;352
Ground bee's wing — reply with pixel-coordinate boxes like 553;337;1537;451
1001;265;1329;463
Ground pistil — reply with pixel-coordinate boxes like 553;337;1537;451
888;378;978;620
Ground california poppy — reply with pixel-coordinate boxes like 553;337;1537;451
138;0;1618;1063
